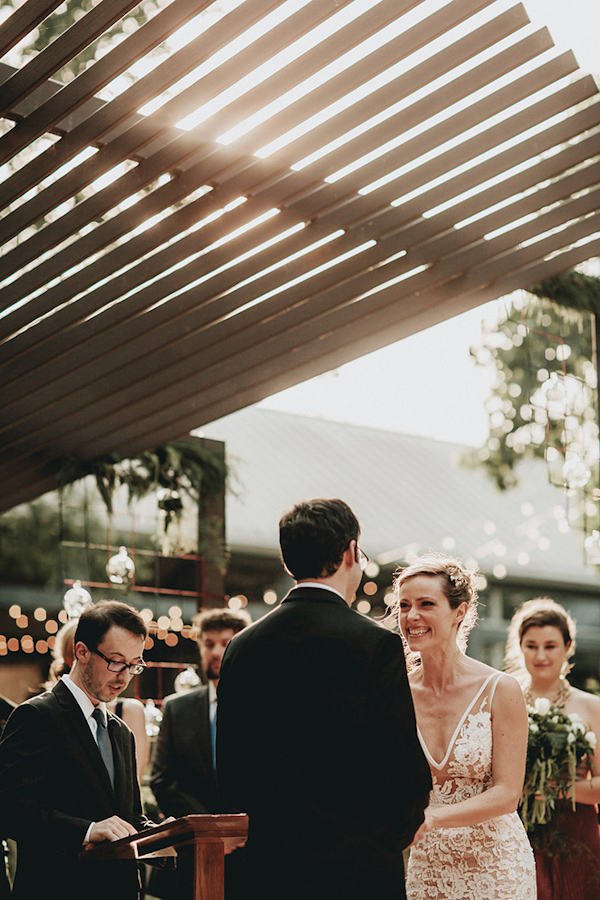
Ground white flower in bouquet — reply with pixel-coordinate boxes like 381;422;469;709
568;713;586;734
534;697;551;716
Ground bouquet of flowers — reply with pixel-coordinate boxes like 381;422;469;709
519;696;596;855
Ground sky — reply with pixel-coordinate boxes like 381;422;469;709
258;0;599;449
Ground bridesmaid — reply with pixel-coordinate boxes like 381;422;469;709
505;597;600;899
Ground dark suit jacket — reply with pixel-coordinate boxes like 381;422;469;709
0;697;16;900
0;680;149;900
150;686;219;817
217;586;431;900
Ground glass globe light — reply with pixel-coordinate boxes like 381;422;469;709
106;546;135;587
584;531;600;566
144;699;163;737
541;373;569;421
562;457;591;489
174;666;201;693
63;581;92;618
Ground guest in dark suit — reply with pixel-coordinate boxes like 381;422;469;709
0;600;151;900
217;498;432;900
151;608;251;817
0;695;16;899
149;608;251;899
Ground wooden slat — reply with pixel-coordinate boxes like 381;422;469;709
0;0;489;279
1;90;597;414
1;0;600;509
7;87;595;385
0;0;221;172
0;0;66;58
0;0;146;116
0;28;569;339
1;179;598;460
84;223;600;457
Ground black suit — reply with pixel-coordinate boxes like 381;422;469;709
0;680;149;900
149;686;243;900
217;586;431;900
150;687;218;817
0;696;16;899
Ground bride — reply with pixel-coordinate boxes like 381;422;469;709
394;555;536;900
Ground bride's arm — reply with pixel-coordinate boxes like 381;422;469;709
416;675;528;837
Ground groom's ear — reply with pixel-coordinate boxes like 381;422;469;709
343;540;357;569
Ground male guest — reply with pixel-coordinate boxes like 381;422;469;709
0;600;151;900
151;608;251;818
0;695;16;899
149;608;251;900
217;498;431;900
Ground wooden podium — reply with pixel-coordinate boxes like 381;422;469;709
80;813;248;900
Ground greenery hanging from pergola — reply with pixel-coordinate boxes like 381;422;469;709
466;265;600;496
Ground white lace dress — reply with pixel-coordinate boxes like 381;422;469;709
405;672;536;900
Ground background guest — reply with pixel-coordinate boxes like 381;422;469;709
0;695;15;899
148;607;251;900
505;597;600;899
150;607;251;818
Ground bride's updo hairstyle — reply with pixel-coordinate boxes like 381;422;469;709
393;555;480;662
504;597;576;681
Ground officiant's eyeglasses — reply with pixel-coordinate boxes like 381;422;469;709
92;647;147;676
356;547;369;572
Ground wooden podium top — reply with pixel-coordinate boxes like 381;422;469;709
80;813;249;861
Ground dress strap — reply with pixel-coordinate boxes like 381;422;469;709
486;672;504;710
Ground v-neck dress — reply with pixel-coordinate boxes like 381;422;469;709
405;672;536;900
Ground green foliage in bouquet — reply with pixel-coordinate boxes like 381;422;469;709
520;699;595;857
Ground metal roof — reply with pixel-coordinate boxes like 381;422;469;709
201;406;600;589
1;0;599;512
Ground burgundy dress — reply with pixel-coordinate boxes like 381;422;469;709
534;803;600;899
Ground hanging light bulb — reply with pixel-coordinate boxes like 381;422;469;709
584;531;600;566
174;666;201;693
541;373;569;421
144;699;163;737
63;581;92;618
562;456;591;489
106;546;135;587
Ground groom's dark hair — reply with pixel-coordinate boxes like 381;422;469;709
279;498;360;580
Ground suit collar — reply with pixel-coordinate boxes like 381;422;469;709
282;585;349;608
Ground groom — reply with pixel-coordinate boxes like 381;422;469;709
217;498;431;900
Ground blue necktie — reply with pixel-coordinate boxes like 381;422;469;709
210;704;217;770
92;707;115;788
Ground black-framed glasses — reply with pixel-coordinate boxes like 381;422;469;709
356;546;369;572
92;647;146;676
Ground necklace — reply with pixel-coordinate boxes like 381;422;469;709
524;677;571;709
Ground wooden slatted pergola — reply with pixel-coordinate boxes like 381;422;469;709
0;0;599;511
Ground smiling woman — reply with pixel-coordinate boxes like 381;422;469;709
392;554;536;900
505;597;600;899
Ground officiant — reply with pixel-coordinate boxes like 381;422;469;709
0;600;151;900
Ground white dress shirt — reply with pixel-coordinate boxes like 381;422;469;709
61;674;108;843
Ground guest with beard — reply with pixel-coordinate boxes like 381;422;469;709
149;608;251;899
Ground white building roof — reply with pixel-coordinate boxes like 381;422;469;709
200;406;600;590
